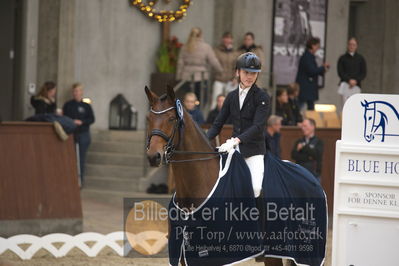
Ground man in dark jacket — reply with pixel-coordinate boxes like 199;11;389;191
207;52;270;198
296;37;330;110
183;92;205;126
337;37;367;102
206;94;231;124
63;83;95;186
291;118;323;179
265;115;282;158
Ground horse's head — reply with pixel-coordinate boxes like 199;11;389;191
145;85;182;166
361;100;375;142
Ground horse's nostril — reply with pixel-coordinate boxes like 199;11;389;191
147;152;162;166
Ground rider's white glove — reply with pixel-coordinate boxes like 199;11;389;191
218;138;240;153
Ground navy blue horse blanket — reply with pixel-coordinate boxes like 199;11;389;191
168;150;327;266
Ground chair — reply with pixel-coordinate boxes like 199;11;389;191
323;112;341;128
304;110;325;127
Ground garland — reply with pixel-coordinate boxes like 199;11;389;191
131;0;192;23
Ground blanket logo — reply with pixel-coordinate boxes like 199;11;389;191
361;100;399;143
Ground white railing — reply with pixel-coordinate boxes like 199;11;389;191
0;231;166;260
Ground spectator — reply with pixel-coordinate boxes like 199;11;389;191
183;92;205;126
337;37;367;103
296;37;330;110
287;83;303;125
63;83;95;186
275;88;295;126
31;81;57;114
291;118;323;179
176;27;223;107
237;32;266;88
211;32;238;109
28;81;75;141
206;94;231;125
265;115;282;158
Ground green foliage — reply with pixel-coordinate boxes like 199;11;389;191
156;36;182;73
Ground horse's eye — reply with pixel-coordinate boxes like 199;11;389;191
169;117;176;122
368;116;372;120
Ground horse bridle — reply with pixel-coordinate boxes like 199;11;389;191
147;102;220;164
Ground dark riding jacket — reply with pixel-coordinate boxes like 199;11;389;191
207;84;270;158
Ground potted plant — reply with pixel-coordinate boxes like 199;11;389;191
150;36;183;95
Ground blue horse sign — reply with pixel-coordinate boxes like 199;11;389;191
361;100;399;142
333;94;399;266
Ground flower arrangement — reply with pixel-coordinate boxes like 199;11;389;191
156;36;183;73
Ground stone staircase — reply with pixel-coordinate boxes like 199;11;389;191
81;130;149;204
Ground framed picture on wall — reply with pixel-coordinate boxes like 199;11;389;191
271;0;328;87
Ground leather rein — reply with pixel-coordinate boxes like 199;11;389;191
147;103;220;164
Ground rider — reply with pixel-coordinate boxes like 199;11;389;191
207;52;270;198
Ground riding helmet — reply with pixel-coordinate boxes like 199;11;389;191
236;52;262;72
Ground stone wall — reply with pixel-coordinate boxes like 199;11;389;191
25;0;399;129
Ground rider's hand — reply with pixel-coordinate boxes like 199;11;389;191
218;138;240;153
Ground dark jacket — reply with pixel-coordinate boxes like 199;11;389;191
207;84;270;158
337;52;367;87
291;135;323;177
63;100;95;134
265;131;281;158
206;108;232;125
276;101;295;126
296;50;325;101
187;107;205;126
31;96;57;114
288;97;303;124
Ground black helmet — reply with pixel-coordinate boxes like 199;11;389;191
236;52;261;72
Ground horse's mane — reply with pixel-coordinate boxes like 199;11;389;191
182;106;214;151
158;94;214;150
189;111;215;150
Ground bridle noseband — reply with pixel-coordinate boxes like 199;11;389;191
147;105;181;164
147;100;220;164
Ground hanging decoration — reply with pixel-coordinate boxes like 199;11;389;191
131;0;192;23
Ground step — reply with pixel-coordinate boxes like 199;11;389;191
81;188;171;206
84;176;139;193
89;141;145;154
85;163;143;178
91;130;146;142
86;152;147;167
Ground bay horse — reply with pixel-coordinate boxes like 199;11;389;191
145;85;285;266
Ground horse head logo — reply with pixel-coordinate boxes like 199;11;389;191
361;100;399;142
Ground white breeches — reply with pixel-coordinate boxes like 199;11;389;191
244;155;264;198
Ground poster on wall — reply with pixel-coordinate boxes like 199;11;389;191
271;0;328;86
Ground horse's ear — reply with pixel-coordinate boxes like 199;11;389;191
361;100;368;107
145;86;158;105
166;84;176;103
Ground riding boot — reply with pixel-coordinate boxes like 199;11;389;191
255;190;266;262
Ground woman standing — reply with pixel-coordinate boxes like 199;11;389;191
176;27;222;107
295;37;330;110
